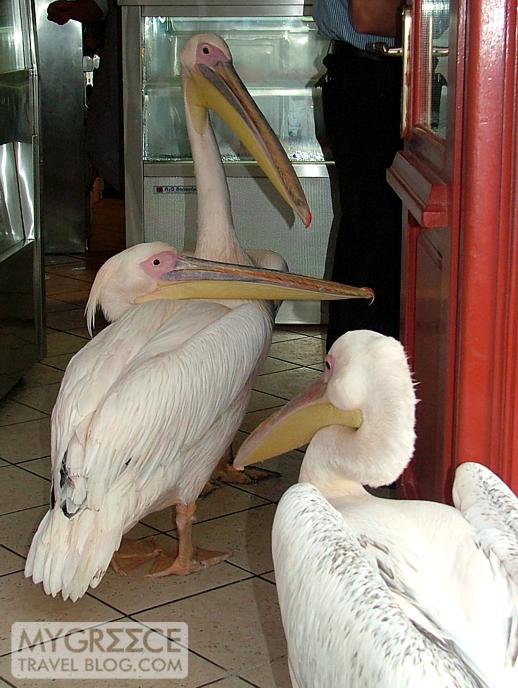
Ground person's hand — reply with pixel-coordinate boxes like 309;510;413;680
47;0;74;24
47;0;104;26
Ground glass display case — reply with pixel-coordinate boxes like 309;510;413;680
0;0;44;396
142;16;328;163
121;1;335;323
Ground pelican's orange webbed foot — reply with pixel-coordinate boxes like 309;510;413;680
111;536;161;576
146;545;229;577
146;501;229;577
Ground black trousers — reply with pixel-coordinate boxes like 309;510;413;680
322;43;403;349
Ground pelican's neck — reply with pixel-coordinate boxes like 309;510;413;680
183;86;249;265
299;429;368;500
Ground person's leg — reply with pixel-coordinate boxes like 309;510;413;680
322;49;402;349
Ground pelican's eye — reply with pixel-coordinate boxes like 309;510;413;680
152;259;161;266
202;45;210;55
324;354;334;380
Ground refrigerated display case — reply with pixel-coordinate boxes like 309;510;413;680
120;1;335;323
0;0;44;396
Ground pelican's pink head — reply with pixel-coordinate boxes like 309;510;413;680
85;242;178;333
180;33;312;228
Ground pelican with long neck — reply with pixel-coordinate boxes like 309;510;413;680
180;33;311;264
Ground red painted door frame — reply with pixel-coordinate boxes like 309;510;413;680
388;0;518;500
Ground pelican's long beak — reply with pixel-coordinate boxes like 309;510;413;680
186;58;312;227
233;377;363;468
135;255;374;304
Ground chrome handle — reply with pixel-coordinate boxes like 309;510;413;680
372;6;412;137
432;47;449;57
372;43;403;57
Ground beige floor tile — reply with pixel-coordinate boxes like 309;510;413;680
16;364;63;388
45;254;83;265
10;383;60;414
189;505;276;575
308;362;325;371
258;358;297;376
253;368;321;402
0;641;225;688
208;678;255;688
44;274;89;296
0;505;48;557
260;571;275;584
285;325;325;339
226;454;302;503
46;297;80;313
46;263;97;283
40;353;75;371
45;331;87;357
50;290;90;307
0;546;25;576
68;327;91;339
268;337;324;366
0;572;122;655
17;458;51;481
142;487;269;532
0;401;46;427
0;467;50;516
240;655;292;688
247;391;285;413
91;534;250;615
270;330;304;343
137;578;286;674
0;417;51;462
46;308;88;331
0;459;7;467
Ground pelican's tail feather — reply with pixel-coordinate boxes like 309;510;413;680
25;496;128;602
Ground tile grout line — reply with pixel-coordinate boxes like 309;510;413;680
0;502;49;519
0;411;48;428
121;574;257;619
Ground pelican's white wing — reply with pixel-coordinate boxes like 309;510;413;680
273;483;492;688
56;300;271;514
453;462;518;670
50;300;227;492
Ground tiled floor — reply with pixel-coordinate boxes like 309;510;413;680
0;246;328;687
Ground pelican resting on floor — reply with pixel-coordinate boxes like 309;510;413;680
234;330;518;687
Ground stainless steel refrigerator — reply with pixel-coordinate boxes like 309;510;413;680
0;0;44;396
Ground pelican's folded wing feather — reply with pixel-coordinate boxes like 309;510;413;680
273;483;492;688
66;302;270;511
50;300;230;506
453;462;518;669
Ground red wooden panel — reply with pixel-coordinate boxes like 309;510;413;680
453;0;518;493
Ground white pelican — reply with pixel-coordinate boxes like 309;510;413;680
234;330;518;687
25;33;373;600
180;32;311;485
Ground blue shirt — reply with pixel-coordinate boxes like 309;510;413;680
313;0;395;50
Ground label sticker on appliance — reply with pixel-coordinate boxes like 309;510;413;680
154;185;197;194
